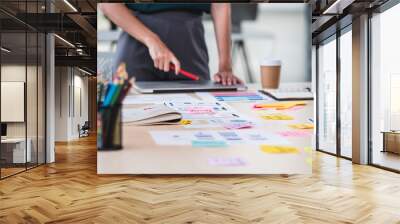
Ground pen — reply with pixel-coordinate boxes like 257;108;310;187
169;64;200;81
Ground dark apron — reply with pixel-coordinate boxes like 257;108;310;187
113;10;210;81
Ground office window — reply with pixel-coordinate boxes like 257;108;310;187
339;29;352;158
0;3;28;177
317;36;337;154
371;2;400;171
0;1;46;179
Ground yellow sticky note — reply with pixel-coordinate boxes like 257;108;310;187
304;147;313;154
254;101;306;110
261;113;294;120
289;123;314;129
260;145;299;154
180;119;192;125
306;157;312;166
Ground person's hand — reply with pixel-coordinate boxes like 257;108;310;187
214;69;243;86
144;36;180;74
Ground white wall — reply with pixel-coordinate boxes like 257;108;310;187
204;3;311;83
1;64;46;164
1;65;38;137
54;67;89;141
54;67;69;141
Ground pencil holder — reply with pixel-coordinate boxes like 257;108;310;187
97;104;122;150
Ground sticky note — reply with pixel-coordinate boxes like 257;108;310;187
187;107;214;114
260;145;299;154
289;123;314;129
261;113;294;120
254;101;306;110
305;157;312;166
180;119;192;125
277;130;312;137
192;140;227;148
223;119;253;129
208;157;246;166
218;131;243;141
224;123;253;129
285;106;304;111
304;147;313;153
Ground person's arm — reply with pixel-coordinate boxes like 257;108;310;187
99;3;180;74
211;3;242;85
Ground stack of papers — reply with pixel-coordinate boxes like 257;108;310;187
123;93;198;105
260;83;313;101
122;104;182;125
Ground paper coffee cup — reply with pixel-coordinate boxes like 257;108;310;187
260;59;281;89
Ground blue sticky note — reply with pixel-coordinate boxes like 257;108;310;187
192;140;227;148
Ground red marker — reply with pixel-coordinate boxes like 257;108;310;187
170;64;200;81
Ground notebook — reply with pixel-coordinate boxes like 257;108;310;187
122;104;182;125
259;82;313;101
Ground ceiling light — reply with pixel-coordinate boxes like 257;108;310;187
1;47;11;53
78;67;93;76
322;0;354;15
63;0;78;12
54;34;75;48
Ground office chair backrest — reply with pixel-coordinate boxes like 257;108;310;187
82;121;90;129
231;3;258;33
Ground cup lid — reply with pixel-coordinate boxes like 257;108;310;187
261;59;281;66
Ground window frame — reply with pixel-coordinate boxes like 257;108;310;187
367;0;400;173
315;23;353;160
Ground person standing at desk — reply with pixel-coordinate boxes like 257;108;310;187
100;3;242;85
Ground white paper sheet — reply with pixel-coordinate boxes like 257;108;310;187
196;92;269;102
123;94;198;105
164;101;242;120
150;130;289;146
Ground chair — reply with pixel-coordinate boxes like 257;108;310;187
78;121;90;138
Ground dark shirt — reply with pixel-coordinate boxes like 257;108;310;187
125;3;211;14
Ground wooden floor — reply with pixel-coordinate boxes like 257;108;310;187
0;135;400;224
373;151;400;171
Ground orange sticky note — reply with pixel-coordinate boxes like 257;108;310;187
260;145;300;154
261;113;294;120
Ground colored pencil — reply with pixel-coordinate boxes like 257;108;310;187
169;64;200;81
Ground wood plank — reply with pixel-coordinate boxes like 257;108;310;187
0;135;400;223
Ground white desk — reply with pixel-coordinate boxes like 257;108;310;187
98;84;314;175
1;138;31;163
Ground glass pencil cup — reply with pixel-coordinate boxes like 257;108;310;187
97;104;122;150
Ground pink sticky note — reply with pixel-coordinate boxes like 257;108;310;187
208;157;247;166
187;107;214;114
277;130;312;138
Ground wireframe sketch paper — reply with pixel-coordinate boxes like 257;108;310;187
123;93;198;105
149;130;289;146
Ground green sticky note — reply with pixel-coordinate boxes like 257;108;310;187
306;157;312;166
192;140;227;148
304;147;313;154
